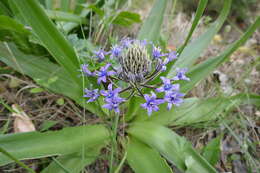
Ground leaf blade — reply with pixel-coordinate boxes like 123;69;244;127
128;122;217;173
127;137;173;173
0;125;109;166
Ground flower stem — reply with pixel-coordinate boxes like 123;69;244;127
109;112;120;173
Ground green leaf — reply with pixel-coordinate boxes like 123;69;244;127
0;124;109;166
30;87;44;93
135;94;260;126
40;120;58;131
113;11;141;27
41;145;104;173
202;135;222;166
0;15;30;35
181;16;260;93
9;0;82;85
85;4;105;17
56;98;65;105
45;10;87;23
0;42;106;117
0;147;36;173
137;0;168;43
60;0;70;12
128;122;217;173
178;0;208;54
127;137;173;173
166;0;231;78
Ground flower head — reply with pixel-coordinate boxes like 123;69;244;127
156;77;179;93
94;49;107;62
172;68;190;81
164;91;184;110
141;92;164;116
96;64;116;84
119;42;151;82
81;64;93;76
83;89;99;102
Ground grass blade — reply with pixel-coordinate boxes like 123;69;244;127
178;0;208;54
127;137;173;173
137;0;168;43
10;0;81;85
41;145;103;173
128;122;217;173
0;125;109;166
166;0;231;78
0;147;36;173
46;10;87;23
181;17;260;93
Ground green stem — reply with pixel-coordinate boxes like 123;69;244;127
109;112;120;173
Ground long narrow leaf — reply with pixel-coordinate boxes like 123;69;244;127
137;0;168;43
0;42;105;116
181;16;260;93
166;0;231;78
0;42;106;117
127;137;173;173
135;94;260;126
42;145;104;173
0;125;109;166
178;0;208;54
10;0;81;85
128;122;217;173
46;10;87;23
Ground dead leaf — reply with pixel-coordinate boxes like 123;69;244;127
12;104;36;133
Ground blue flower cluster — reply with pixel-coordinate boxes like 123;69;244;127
81;38;190;116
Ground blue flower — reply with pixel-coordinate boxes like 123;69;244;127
164;91;184;110
156;77;180;93
172;68;190;81
167;51;177;61
83;89;99;103
102;96;124;113
120;37;133;48
141;92;164;116
81;64;93;76
160;58;170;71
94;49;107;62
96;64;116;84
102;84;125;113
110;45;123;59
100;83;121;99
152;46;165;59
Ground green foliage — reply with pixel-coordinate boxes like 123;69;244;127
126;138;173;173
137;0;168;43
9;0;81;85
0;0;259;172
0;125;109;166
202;135;222;166
128;122;217;172
0;42;106;117
112;11;141;27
